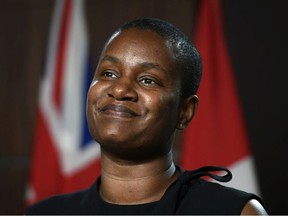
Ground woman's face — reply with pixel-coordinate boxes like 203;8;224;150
87;29;183;160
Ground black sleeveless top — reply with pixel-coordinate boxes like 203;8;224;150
26;166;263;214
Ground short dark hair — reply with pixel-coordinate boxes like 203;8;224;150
116;18;202;98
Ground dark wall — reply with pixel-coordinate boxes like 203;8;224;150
223;0;288;213
0;0;287;214
0;0;53;214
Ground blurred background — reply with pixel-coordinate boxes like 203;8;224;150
1;0;288;214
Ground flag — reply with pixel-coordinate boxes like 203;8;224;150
26;0;101;205
180;0;259;195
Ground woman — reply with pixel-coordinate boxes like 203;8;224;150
26;18;267;215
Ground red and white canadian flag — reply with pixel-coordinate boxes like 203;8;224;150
26;0;101;205
180;0;259;195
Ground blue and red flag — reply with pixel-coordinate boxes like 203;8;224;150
26;0;101;205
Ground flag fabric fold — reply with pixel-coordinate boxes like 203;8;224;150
180;0;259;195
26;0;101;205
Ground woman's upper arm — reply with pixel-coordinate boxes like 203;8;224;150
241;199;268;215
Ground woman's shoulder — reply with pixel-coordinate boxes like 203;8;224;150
194;181;268;215
170;166;266;214
178;179;264;214
25;187;93;214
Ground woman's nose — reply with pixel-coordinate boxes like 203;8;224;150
107;78;138;102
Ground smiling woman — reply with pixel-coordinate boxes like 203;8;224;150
87;28;186;162
25;18;267;215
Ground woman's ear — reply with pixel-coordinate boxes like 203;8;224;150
177;95;199;130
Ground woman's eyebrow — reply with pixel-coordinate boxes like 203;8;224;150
101;55;120;64
140;62;168;73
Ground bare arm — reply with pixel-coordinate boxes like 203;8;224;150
241;199;268;215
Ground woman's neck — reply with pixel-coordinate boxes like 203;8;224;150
99;150;179;204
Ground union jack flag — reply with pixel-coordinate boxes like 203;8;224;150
26;0;101;205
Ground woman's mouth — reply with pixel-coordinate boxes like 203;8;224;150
99;104;140;118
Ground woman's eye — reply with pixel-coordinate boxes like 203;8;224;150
103;71;117;78
140;78;157;85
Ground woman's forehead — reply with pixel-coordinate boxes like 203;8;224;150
102;29;176;66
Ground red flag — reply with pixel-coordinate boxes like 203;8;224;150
26;0;101;205
180;0;259;194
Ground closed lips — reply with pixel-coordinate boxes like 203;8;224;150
100;104;140;117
